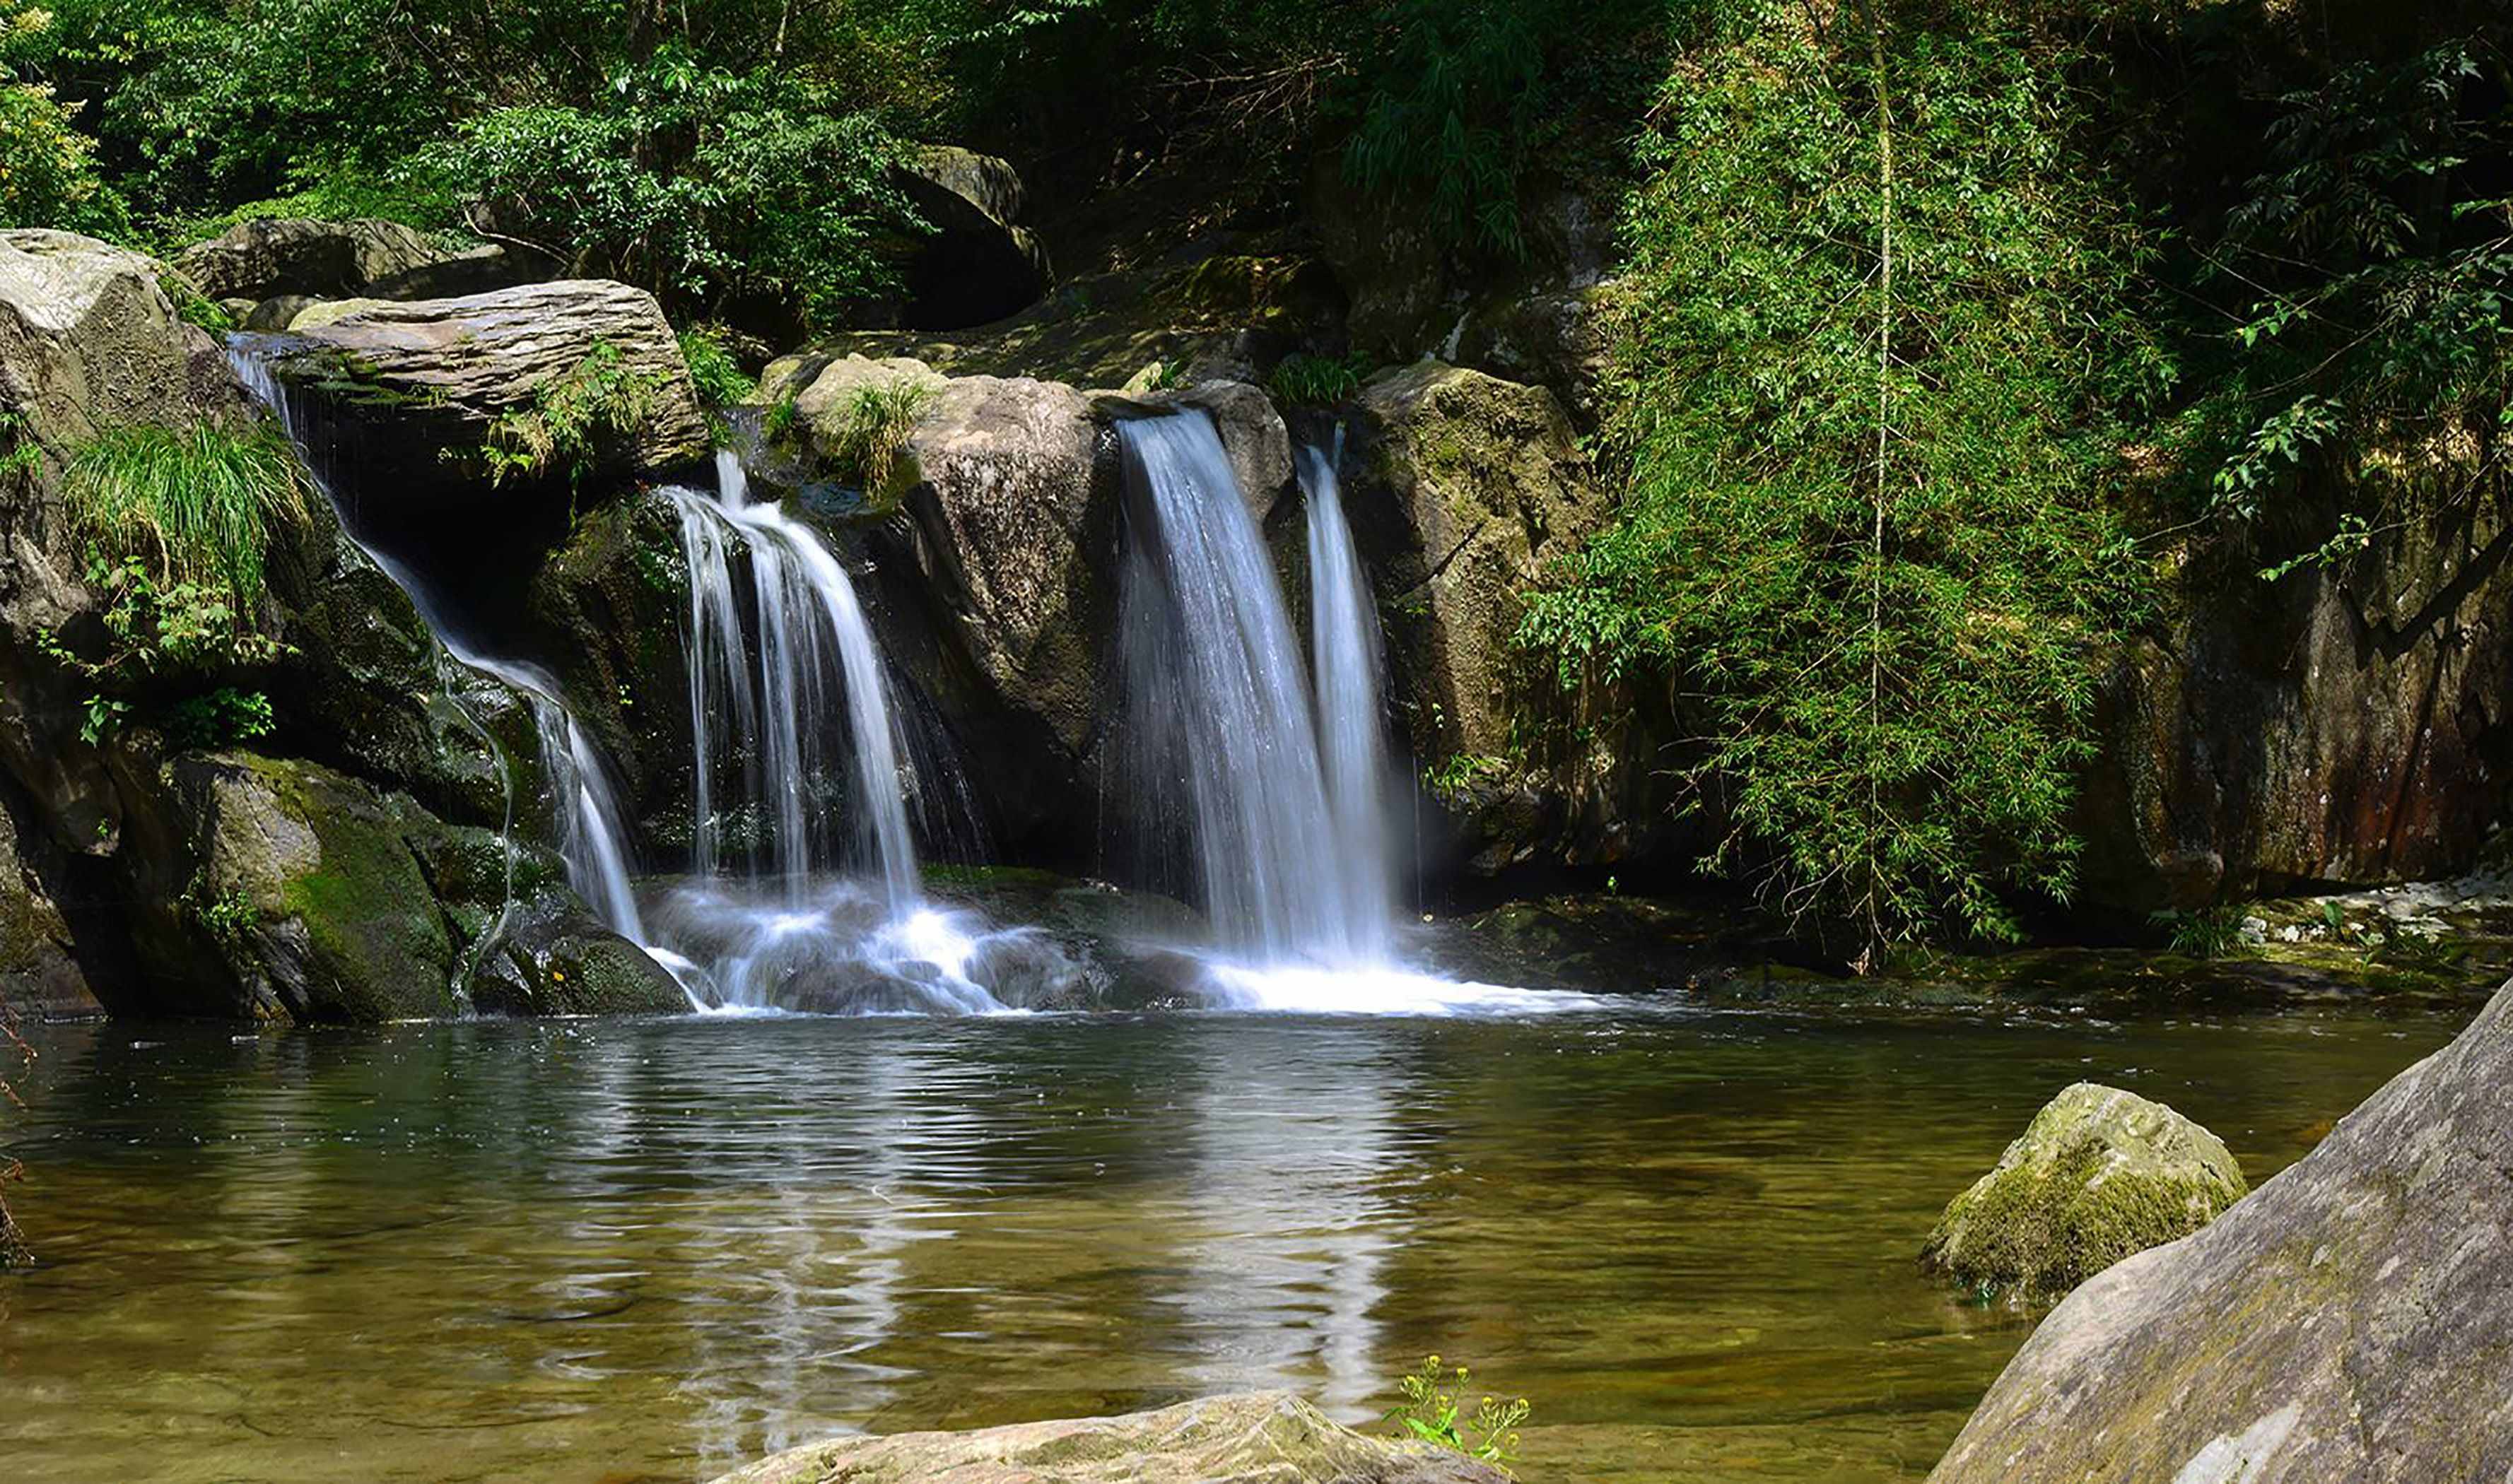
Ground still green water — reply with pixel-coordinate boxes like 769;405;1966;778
0;1003;2466;1483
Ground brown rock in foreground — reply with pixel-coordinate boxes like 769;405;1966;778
708;1392;1511;1484
1928;981;2513;1483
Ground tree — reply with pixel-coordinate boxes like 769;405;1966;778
1521;0;2165;962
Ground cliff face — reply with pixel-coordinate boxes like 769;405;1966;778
2082;470;2512;913
0;232;680;1022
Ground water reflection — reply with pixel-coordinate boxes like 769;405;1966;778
0;1006;2469;1484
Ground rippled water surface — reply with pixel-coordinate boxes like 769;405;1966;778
0;1003;2466;1483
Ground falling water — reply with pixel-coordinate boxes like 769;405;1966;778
1118;411;1379;966
664;453;920;909
1298;431;1397;955
224;341;684;996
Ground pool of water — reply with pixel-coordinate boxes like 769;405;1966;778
0;1002;2468;1484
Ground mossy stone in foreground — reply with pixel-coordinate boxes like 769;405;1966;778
1921;1082;2247;1299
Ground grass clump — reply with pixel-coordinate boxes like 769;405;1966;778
830;379;933;492
1267;351;1371;407
52;420;307;741
63;421;307;613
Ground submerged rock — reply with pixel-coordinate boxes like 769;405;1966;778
1929;982;2513;1483
1921;1082;2248;1299
708;1392;1508;1484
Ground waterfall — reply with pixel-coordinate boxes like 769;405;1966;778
224;342;684;996
1117;410;1384;967
1299;430;1397;957
664;453;920;909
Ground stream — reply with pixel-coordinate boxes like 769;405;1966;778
0;1000;2464;1484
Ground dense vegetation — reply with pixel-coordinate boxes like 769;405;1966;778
2;0;2505;958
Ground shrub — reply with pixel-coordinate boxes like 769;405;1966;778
0;80;126;235
479;341;664;493
1266;351;1370;406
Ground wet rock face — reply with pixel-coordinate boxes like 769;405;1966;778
708;1391;1510;1484
1921;1082;2248;1300
2080;481;2513;913
1928;981;2513;1484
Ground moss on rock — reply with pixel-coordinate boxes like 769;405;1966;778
1922;1082;2248;1300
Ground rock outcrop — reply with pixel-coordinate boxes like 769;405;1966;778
175;217;535;305
0;232;676;1023
271;277;708;487
1920;1082;2249;1299
708;1392;1509;1484
2080;479;2513;912
1928;982;2513;1484
893;145;1055;331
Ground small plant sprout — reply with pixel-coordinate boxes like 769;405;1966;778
1384;1355;1530;1474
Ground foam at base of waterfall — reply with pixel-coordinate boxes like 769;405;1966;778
650;880;1096;1016
1193;960;1603;1016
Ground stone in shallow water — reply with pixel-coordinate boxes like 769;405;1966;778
707;1391;1511;1484
1928;982;2513;1483
1920;1080;2247;1299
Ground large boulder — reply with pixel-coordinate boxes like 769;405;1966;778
1928;982;2513;1484
254;279;708;634
891;145;1053;331
1348;360;1626;871
708;1392;1509;1484
128;753;461;1022
174;217;532;303
1920;1082;2249;1300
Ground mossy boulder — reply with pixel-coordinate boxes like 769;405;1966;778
158;752;460;1021
708;1391;1508;1484
1922;1082;2248;1299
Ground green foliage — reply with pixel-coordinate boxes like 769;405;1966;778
51;421;305;741
1423;750;1509;803
417;54;921;328
0;78;125;233
829;379;934;491
179;868;259;954
677;324;755;409
163;684;274;748
1266;351;1369;406
1523;5;2160;956
2150;905;2249;960
479;341;662;492
1383;1355;1528;1473
63;420;306;611
2185;37;2512;568
1342;0;1545;257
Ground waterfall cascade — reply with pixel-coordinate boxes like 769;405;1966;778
665;454;919;907
1117;411;1399;968
1299;430;1398;958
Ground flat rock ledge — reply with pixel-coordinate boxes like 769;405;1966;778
1928;981;2513;1483
1920;1080;2247;1300
706;1392;1512;1484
